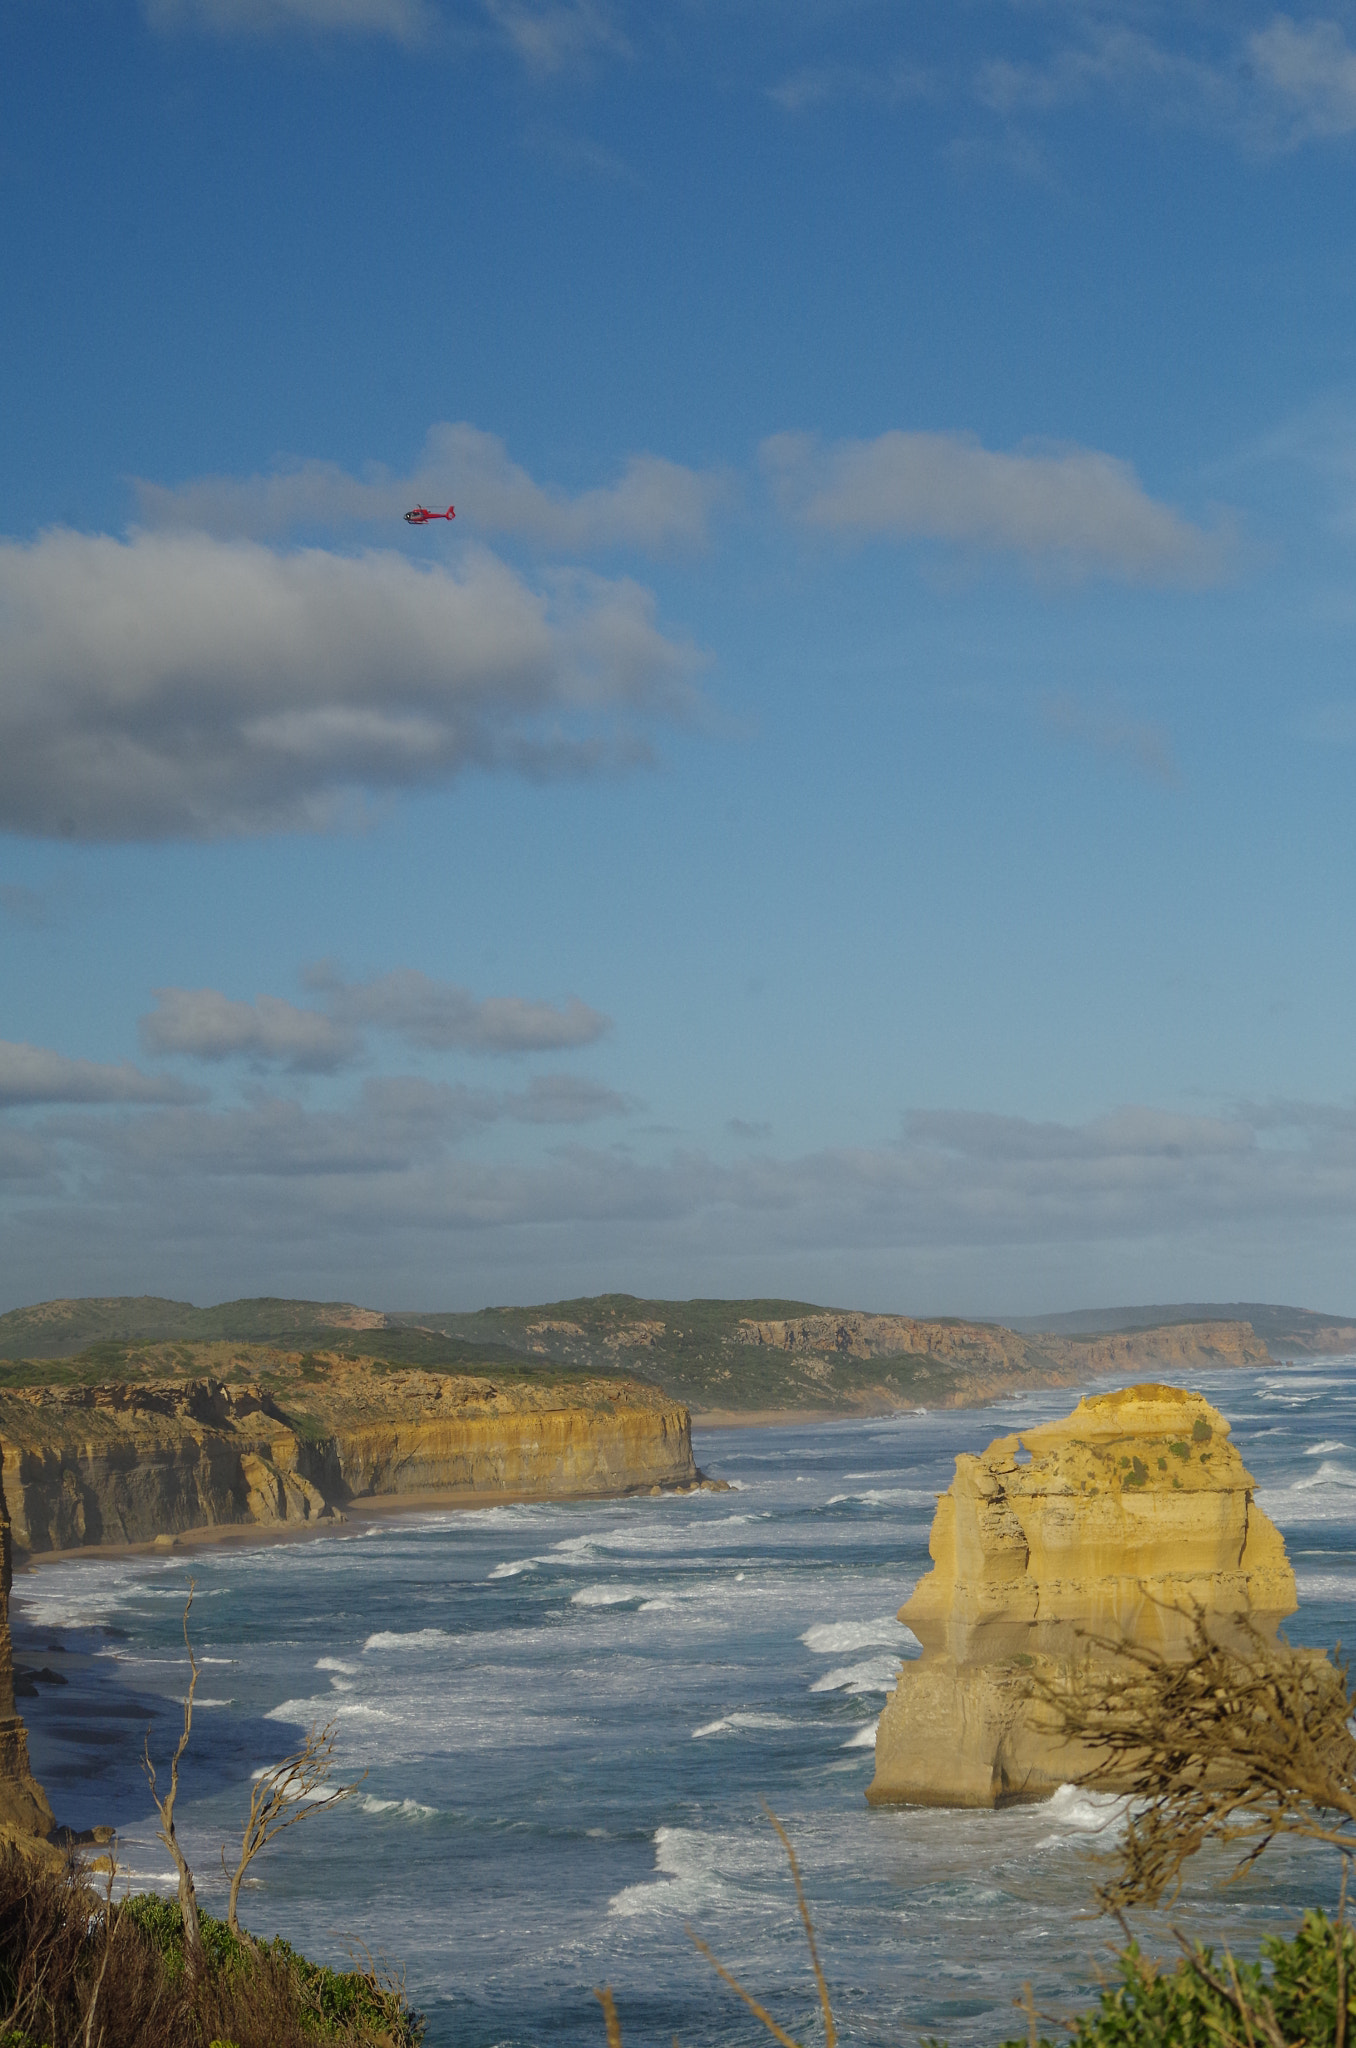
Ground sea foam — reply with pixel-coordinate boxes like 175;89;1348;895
808;1654;904;1695
801;1617;918;1656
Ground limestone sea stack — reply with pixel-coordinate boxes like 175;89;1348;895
867;1383;1296;1809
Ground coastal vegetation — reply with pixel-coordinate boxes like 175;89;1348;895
0;1290;1292;1418
0;1584;417;2048
0;1849;422;2048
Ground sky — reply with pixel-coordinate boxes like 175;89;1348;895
2;0;1356;1319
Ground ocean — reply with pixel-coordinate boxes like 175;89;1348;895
13;1359;1356;2046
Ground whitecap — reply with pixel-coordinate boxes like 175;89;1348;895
362;1628;452;1652
608;1826;728;1919
809;1655;903;1696
801;1617;918;1656
360;1795;437;1819
691;1711;797;1739
1293;1461;1356;1493
825;1488;936;1509
489;1561;536;1580
842;1721;879;1749
1297;1571;1356;1599
543;1535;601;1565
1305;1441;1349;1456
315;1657;358;1674
1032;1783;1130;1848
266;1696;392;1722
571;1586;643;1607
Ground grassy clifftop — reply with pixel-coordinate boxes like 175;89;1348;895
0;1290;1291;1414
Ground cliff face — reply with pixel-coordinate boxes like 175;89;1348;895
0;1367;699;1555
867;1383;1295;1809
0;1464;54;1840
738;1313;1035;1369
730;1314;1268;1413
1044;1322;1270;1375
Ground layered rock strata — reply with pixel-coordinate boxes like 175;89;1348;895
0;1464;55;1843
867;1383;1296;1809
739;1313;1267;1378
0;1368;699;1554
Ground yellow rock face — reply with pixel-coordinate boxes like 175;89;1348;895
0;1467;54;1840
867;1383;1296;1809
0;1368;699;1553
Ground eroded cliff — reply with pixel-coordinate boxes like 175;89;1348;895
0;1462;54;1844
0;1362;700;1554
867;1383;1296;1809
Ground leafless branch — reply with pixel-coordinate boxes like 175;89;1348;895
1030;1606;1356;1909
142;1580;203;1975
595;1985;623;2048
224;1719;366;1938
82;1854;118;2048
685;1805;838;2048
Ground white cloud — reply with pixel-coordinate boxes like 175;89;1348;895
134;423;726;555
762;429;1233;584
1248;15;1356;139
510;1074;632;1121
973;13;1356;155
140;990;359;1073
306;965;610;1052
9;1084;1356;1316
767;61;932;114
143;0;433;41
41;1073;628;1181
0;1042;202;1109
8;1093;1356;1287
482;0;628;76
0;528;697;840
976;27;1218;120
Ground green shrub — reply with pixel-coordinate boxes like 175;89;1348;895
0;1847;422;2048
992;1915;1356;2048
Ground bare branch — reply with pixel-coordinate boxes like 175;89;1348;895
225;1718;367;1938
594;1985;624;2048
141;1580;203;1975
686;1932;805;2048
82;1856;118;2048
1030;1607;1356;1910
761;1802;836;2048
688;1805;838;2048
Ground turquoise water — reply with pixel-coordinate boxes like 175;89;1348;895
13;1360;1356;2045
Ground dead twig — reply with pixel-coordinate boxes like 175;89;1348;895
686;1933;805;2048
685;1805;837;2048
760;1802;837;2048
594;1985;624;2048
82;1853;119;2048
142;1579;204;1975
1029;1606;1356;1910
224;1719;366;1939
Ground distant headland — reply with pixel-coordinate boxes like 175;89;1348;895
2;1290;1349;1427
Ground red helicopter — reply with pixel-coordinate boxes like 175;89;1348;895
404;505;455;524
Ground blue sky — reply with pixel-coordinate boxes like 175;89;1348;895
3;0;1356;1317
